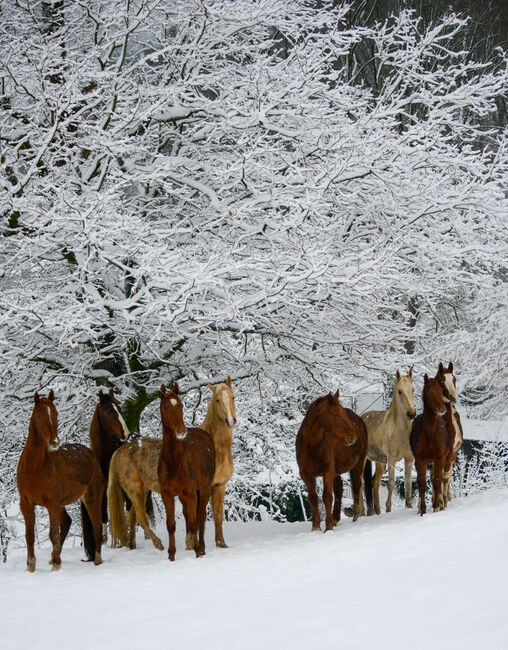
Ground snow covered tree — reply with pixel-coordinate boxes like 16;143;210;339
0;1;506;538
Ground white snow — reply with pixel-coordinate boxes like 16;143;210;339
1;488;508;649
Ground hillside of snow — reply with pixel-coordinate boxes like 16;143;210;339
1;488;507;650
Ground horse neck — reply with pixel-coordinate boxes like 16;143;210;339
89;408;111;450
422;395;440;429
161;424;185;465
22;419;48;466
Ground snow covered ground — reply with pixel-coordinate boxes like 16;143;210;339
1;488;507;650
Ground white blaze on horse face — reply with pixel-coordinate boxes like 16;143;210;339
443;373;458;402
220;389;235;428
170;399;178;406
113;404;130;439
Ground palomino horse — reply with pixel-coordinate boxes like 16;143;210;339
158;383;215;561
108;379;234;551
296;390;368;531
17;391;104;571
199;376;236;548
410;375;456;515
89;389;129;541
362;369;416;514
435;362;463;506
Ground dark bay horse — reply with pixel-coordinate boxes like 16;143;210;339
410;375;456;515
158;383;216;561
296;390;368;531
435;362;463;506
89;389;129;541
17;391;105;571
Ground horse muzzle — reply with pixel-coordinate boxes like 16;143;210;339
176;428;188;440
345;435;356;447
48;438;60;451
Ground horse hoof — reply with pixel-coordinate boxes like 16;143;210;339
94;556;102;566
216;541;229;548
344;506;353;518
406;502;413;509
154;540;164;551
51;562;61;571
169;555;175;562
311;525;321;532
27;559;36;573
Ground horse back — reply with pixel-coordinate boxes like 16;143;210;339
18;443;102;507
111;437;162;492
410;415;450;462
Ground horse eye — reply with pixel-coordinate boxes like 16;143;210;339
398;390;401;395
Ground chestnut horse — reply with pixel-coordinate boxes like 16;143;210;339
199;376;236;548
362;369;416;514
410;375;456;515
158;383;215;561
435;362;463;506
17;391;104;571
296;390;368;531
89;389;129;541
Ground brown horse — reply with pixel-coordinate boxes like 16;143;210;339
17;391;105;571
435;362;463;506
89;389;129;541
158;383;216;561
410;375;456;515
296;390;368;531
199;376;236;548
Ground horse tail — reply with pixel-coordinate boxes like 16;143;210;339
363;459;374;516
146;491;155;527
80;502;96;561
108;459;128;548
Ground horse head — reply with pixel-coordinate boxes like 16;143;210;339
314;390;357;447
160;382;187;439
32;390;60;450
423;375;447;417
435;362;458;404
97;389;129;442
207;375;237;429
395;368;416;420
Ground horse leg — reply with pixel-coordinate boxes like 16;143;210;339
415;459;427;516
373;463;385;515
48;506;63;571
332;476;343;525
82;486;104;566
404;458;413;508
386;462;395;513
182;500;193;550
101;491;108;543
432;461;445;512
350;465;363;522
323;473;334;532
161;490;176;561
211;483;228;548
302;473;320;531
20;498;36;572
130;492;163;551
364;459;374;516
60;508;72;548
182;493;199;556
127;502;137;549
197;485;212;557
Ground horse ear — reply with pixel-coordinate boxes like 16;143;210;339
448;362;454;373
396;370;401;381
172;382;179;395
34;392;40;405
160;384;166;396
208;383;216;393
438;362;444;373
424;374;429;383
226;375;232;387
98;390;106;402
334;388;340;399
48;390;55;402
408;367;413;379
109;388;114;399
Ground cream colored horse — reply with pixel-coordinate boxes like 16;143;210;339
200;376;236;548
362;369;416;514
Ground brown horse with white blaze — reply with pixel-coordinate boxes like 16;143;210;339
158;383;216;561
17;391;105;571
410;375;454;515
296;390;368;531
89;389;129;541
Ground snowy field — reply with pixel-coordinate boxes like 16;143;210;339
1;488;507;650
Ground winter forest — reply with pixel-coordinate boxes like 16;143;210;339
0;0;507;561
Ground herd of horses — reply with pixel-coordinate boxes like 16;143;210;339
16;363;462;571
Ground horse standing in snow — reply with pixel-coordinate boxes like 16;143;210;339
199;376;236;548
17;391;105;571
158;383;216;561
435;362;463;507
89;389;129;541
410;375;456;515
361;369;416;514
296;390;368;531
